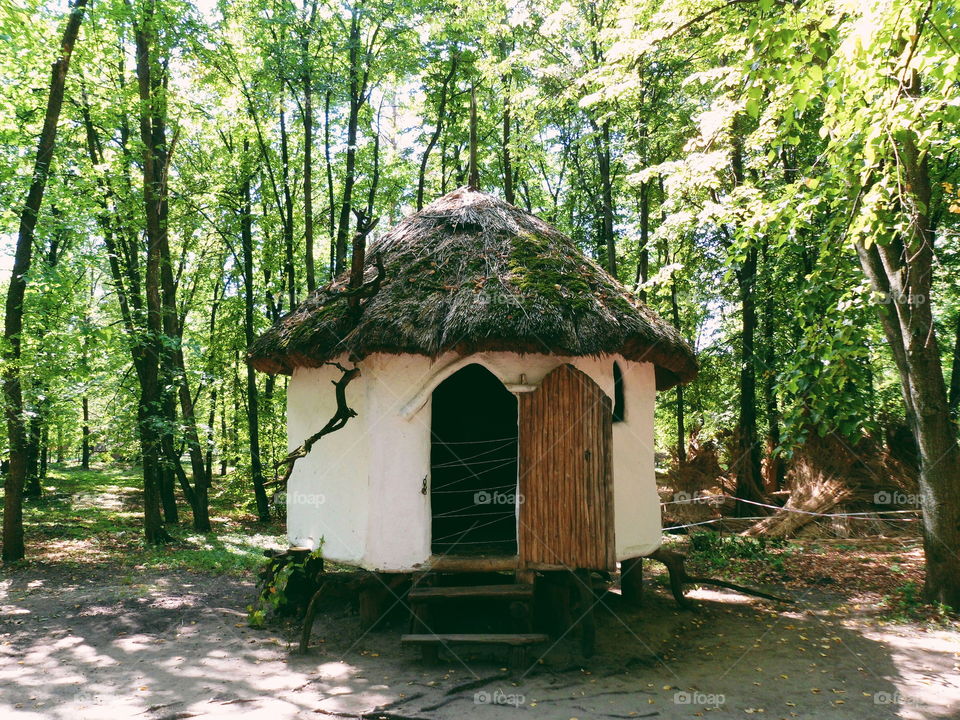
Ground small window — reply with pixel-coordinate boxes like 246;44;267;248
612;362;625;422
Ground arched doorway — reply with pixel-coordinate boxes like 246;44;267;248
430;363;518;556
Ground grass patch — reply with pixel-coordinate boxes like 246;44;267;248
5;463;285;576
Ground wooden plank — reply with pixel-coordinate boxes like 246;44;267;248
426;554;518;572
401;633;549;646
518;364;615;571
408;584;533;601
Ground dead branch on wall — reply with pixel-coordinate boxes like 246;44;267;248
272;362;360;489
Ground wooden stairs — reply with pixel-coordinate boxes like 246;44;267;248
401;580;548;668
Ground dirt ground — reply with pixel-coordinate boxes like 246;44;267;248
2;563;959;720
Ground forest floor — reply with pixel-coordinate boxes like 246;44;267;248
1;466;959;719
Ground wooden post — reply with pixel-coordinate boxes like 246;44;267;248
620;557;643;607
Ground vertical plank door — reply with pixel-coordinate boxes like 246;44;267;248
518;364;615;571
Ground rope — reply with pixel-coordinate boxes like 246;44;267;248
661;495;922;517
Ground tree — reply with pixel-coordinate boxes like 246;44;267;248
2;0;87;562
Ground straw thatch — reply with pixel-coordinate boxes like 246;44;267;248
248;187;697;389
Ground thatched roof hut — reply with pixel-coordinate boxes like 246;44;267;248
247;187;696;389
248;187;697;577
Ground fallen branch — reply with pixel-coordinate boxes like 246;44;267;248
741;479;852;538
648;548;793;608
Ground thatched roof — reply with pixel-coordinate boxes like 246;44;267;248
248;187;697;389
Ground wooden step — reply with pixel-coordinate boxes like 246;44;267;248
408;584;533;601
401;633;548;647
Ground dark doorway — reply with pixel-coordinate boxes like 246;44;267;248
430;363;518;556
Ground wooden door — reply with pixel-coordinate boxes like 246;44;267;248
518;364;615;571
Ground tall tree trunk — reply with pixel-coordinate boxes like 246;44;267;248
855;97;960;608
670;277;686;462
416;54;456;210
241;145;271;522
634;180;650;299
502;83;514;205
81;396;91;469
133;0;172;544
334;9;364;273
735;247;763;514
279;108;296;309
303;57;315;292
324;89;336;277
949;312;960;419
761;245;784;491
591;119;616;276
2;0;87;562
730;130;763;515
39;425;48;481
24;410;41;499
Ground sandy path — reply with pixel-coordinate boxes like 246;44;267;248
1;565;957;719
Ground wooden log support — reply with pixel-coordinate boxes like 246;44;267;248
620;557;643;607
298;583;327;654
572;569;596;658
648;547;793;608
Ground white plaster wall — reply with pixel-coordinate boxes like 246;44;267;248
285;359;369;564
286;350;663;571
610;360;662;559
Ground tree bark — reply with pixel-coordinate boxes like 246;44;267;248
132;0;173;544
416;54;457;210
949;312;960;419
854;104;960;608
241;143;271;521
81;396;91;469
334;8;365;273
592;119;617;277
634;180;650;299
2;0;87;562
302;11;316;293
670;276;686;462
730;130;764;516
278;108;297;309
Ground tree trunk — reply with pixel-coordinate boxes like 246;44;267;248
854;106;960;608
670;276;686;462
81;396;91;469
416;54;456;210
729;129;763;515
761;246;784;491
949;312;960;419
133;0;172;544
593;120;616;277
734;245;764;515
334;9;364;273
303;46;315;293
24;410;41;499
634;180;650;299
279;108;297;309
241;146;271;521
324;89;336;277
502;83;514;205
2;0;87;562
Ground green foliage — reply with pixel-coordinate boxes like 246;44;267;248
247;545;324;627
689;530;790;567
